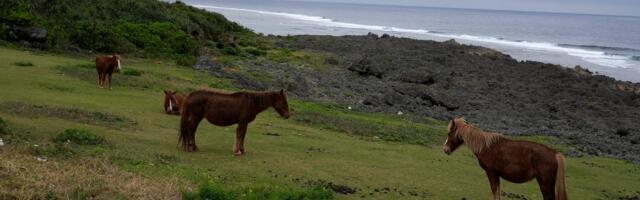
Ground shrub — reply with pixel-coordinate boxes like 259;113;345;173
244;47;267;56
0;117;10;136
221;46;239;55
176;55;197;66
1;0;255;63
14;61;33;67
51;129;106;145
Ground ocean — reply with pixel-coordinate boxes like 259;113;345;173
184;0;640;82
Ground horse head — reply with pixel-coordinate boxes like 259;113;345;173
112;53;122;71
443;117;466;155
164;90;178;113
273;89;290;119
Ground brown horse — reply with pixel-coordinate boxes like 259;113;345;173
163;90;187;115
95;54;122;90
179;89;290;155
443;117;567;200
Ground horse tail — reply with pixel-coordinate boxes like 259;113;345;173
178;101;191;151
555;153;568;200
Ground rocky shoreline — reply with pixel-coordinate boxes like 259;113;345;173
195;34;640;162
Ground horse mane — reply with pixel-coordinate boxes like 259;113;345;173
455;122;504;154
246;91;279;108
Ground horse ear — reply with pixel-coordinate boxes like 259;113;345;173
448;119;456;132
164;90;168;95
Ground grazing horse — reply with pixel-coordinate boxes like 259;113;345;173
179;89;290;155
443;117;567;200
95;54;122;89
163;90;187;115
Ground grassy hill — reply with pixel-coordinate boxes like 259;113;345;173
1;47;639;199
1;0;260;66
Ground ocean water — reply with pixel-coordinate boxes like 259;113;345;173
185;0;640;82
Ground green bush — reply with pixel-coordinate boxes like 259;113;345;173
182;183;334;200
176;55;197;66
51;129;106;145
1;0;256;62
221;46;239;55
244;47;267;56
0;117;10;136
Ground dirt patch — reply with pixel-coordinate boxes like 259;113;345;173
502;191;530;200
0;101;137;129
263;132;280;136
290;178;357;195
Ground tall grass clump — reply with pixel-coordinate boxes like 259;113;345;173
51;129;106;145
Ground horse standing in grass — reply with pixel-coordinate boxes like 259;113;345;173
163;90;187;115
443;117;567;200
179;89;290;155
95;54;122;90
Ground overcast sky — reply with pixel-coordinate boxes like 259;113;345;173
288;0;640;17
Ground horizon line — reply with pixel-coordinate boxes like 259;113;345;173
272;0;640;18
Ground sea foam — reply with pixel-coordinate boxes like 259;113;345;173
196;5;636;69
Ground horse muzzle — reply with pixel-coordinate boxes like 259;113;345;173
443;146;452;155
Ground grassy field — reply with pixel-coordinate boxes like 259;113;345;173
1;47;639;199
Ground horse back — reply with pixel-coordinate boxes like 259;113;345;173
95;56;116;73
478;139;558;183
183;90;251;125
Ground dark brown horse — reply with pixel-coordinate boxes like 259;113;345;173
163;90;187;115
95;54;122;90
443;117;567;200
179;89;290;155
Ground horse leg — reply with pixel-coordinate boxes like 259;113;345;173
97;72;102;87
108;73;112;90
234;123;248;156
239;123;248;154
98;73;104;88
486;172;501;200
188;116;203;152
537;175;556;200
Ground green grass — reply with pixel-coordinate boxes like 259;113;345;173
0;47;639;199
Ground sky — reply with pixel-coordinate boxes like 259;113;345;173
288;0;640;17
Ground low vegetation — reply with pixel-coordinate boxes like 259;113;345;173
122;68;143;76
183;182;334;200
0;0;260;65
0;101;137;129
1;42;639;199
293;103;445;146
51;129;106;145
